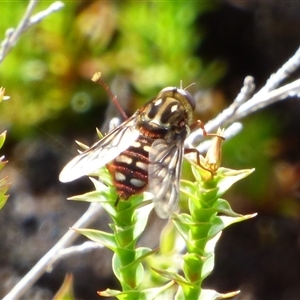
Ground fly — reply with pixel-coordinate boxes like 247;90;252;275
59;80;197;218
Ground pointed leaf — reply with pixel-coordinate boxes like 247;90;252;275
99;285;176;300
90;168;113;187
53;273;75;300
0;194;9;210
90;175;113;191
213;199;243;217
216;167;255;198
180;180;199;202
204;232;222;254
142;281;176;299
112;253;145;287
129;247;158;268
68;189;112;203
219;213;257;229
199;289;240;300
0;176;10;210
98;288;122;297
132;202;153;239
172;213;192;241
0;131;6;149
0;160;7;171
112;247;157;277
74;228;117;251
152;267;193;287
200;252;215;280
98;289;141;299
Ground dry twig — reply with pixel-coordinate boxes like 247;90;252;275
0;0;64;63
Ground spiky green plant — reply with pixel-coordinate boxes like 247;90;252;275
70;129;255;299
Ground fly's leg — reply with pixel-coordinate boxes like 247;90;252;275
184;147;214;177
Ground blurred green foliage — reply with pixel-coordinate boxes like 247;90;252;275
0;1;222;139
222;112;282;211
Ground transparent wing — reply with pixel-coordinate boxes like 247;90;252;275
59;114;139;182
148;137;184;219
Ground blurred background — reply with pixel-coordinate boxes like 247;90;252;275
1;1;300;299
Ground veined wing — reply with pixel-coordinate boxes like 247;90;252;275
59;114;140;182
148;137;184;219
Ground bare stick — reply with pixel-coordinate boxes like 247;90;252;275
47;241;104;272
0;0;64;62
186;46;300;149
256;46;300;95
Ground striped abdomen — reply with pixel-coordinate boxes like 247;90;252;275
106;133;156;199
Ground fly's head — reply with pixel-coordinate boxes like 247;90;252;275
138;87;195;131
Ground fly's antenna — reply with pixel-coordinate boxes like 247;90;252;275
91;72;128;120
179;80;195;91
184;82;196;91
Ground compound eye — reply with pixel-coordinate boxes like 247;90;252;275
157;87;196;111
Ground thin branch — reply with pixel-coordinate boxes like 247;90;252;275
186;46;300;149
3;203;104;300
235;78;300;118
47;241;104;272
256;46;300;95
0;0;64;63
232;75;255;106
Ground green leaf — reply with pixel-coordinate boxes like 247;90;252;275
0;193;9;210
69;188;120;218
0;176;10;210
98;288;122;297
206;217;224;235
219;213;257;229
112;247;157;287
180;180;199;202
99;282;176;300
199;289;240;300
172;213;193;241
200;252;215;280
215;167;255;198
53;273;75;300
142;281;176;299
212;199;243;217
112;253;144;288
131;247;158;268
152;267;193;288
68;189;112;203
74;228;117;251
0;131;6;149
0;160;7;171
98;289;141;299
90;168;113;187
203;232;222;254
132;202;153;240
172;213;224;247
